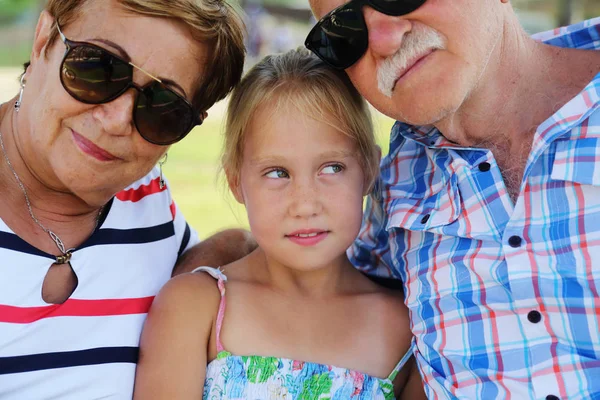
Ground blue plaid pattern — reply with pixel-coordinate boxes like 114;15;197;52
350;17;600;400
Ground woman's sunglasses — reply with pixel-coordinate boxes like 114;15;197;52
57;25;202;145
305;0;426;69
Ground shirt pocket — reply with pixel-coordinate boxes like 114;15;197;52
385;173;462;234
551;138;600;186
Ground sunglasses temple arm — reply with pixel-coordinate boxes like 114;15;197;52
56;23;67;43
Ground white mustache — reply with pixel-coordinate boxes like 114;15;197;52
377;25;446;98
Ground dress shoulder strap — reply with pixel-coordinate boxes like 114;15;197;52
387;339;415;382
191;266;227;352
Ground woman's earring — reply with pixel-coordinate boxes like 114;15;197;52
158;153;168;189
14;75;26;112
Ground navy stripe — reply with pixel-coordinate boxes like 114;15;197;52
177;223;191;258
1;222;175;257
0;231;54;259
81;221;175;249
0;347;138;375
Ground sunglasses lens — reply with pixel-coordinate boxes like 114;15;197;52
61;45;131;103
134;82;196;145
371;0;425;15
305;4;368;69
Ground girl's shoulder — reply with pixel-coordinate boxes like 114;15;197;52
351;274;412;361
150;268;222;324
354;272;409;316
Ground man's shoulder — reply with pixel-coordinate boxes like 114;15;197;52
533;17;600;50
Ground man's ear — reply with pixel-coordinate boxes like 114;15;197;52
226;170;245;205
31;11;55;67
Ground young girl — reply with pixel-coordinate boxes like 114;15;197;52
134;48;424;400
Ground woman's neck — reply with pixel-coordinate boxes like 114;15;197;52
0;100;103;253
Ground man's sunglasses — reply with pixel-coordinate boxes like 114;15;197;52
305;0;426;69
57;25;202;145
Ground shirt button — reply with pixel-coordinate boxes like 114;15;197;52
478;162;491;172
508;235;522;248
421;214;430;224
527;310;542;323
546;395;560;400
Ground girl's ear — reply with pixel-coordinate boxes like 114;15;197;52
226;169;244;204
31;11;54;66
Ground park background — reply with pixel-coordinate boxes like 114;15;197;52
0;0;598;237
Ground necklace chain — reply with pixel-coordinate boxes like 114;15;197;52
0;129;101;263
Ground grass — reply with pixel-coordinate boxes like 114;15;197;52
0;44;29;67
168;107;395;238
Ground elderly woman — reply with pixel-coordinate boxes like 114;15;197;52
0;0;251;398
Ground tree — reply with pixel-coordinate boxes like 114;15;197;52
557;0;573;26
0;0;40;24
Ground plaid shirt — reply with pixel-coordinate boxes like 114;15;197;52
350;18;600;400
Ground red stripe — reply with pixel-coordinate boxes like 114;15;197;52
170;201;176;221
116;177;167;202
0;297;154;324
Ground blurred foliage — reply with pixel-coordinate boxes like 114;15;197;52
0;0;39;24
513;0;600;20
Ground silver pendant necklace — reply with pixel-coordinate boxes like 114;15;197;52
0;129;102;264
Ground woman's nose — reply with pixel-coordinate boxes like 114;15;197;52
92;89;136;136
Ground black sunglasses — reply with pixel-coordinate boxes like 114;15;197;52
305;0;426;69
57;25;202;145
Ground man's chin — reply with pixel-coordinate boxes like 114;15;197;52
385;105;449;127
380;91;457;125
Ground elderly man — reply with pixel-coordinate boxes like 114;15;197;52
305;1;600;399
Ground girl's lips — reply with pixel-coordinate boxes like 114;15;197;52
71;130;119;162
286;230;329;247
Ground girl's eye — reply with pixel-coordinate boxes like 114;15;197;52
265;169;289;179
321;164;344;175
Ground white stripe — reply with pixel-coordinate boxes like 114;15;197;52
0;363;136;400
0;314;147;357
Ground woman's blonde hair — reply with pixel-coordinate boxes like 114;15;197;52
31;0;245;112
223;47;379;192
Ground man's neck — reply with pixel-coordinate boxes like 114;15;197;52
433;19;599;201
437;20;598;149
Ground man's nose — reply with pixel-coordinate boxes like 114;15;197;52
362;7;413;58
92;89;137;136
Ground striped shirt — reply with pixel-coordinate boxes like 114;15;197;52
350;18;600;400
0;167;199;399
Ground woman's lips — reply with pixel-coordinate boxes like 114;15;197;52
71;130;120;162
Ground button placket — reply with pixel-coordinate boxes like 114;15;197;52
478;161;491;172
508;235;523;248
527;310;542;324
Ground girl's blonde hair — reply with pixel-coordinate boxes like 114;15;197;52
223;47;379;192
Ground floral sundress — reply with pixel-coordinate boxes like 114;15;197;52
193;267;415;400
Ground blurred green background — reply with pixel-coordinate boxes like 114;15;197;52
0;0;597;237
